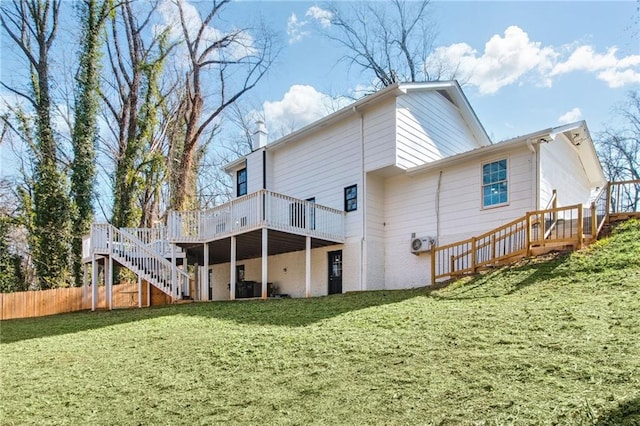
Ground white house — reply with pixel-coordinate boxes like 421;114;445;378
84;81;608;306
164;81;605;300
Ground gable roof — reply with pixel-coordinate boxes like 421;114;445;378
225;80;491;172
407;121;606;187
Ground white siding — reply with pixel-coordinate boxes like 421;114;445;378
266;114;366;293
269;115;361;222
209;244;344;300
382;146;536;289
245;149;264;194
383;173;438;289
365;173;385;290
540;136;593;207
396;91;485;169
362;98;397;172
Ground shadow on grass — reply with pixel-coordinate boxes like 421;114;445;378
180;288;425;327
433;252;571;301
0;306;181;344
595;396;640;426
0;289;425;344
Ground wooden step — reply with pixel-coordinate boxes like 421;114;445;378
530;242;576;256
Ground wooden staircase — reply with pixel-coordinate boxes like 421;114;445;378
88;224;189;300
431;180;640;285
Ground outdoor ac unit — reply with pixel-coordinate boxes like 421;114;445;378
411;236;433;254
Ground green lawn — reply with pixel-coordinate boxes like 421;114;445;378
1;221;639;425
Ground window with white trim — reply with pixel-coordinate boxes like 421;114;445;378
237;168;247;197
482;159;508;208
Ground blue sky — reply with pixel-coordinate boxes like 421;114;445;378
1;0;638;174
227;0;639;142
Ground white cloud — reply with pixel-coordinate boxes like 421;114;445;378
306;6;333;28
287;13;309;44
558;107;582;124
426;26;556;95
426;25;640;95
551;46;640;87
157;0;255;62
287;6;333;44
597;68;640;88
262;85;349;139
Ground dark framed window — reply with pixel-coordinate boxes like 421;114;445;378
344;185;357;212
482;159;508;208
237;168;247;197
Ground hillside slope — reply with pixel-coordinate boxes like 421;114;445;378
1;221;639;425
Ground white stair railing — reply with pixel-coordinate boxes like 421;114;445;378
105;225;188;299
120;226;178;258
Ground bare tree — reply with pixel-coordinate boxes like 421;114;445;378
196;102;254;208
168;0;276;211
102;0;174;228
598;91;640;182
597;90;640;211
0;0;72;288
323;0;438;89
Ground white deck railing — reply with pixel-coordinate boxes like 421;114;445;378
167;190;346;243
85;224;189;299
121;226;173;256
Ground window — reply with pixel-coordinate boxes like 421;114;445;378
482;159;508;208
237;168;247;197
344;185;357;212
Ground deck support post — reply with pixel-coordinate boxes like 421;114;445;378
107;227;113;310
91;254;97;311
605;181;611;222
525;213;532;256
590;202;597;239
430;250;436;286
107;252;113;310
203;243;209;301
137;275;142;308
230;236;236;300
83;263;88;306
171;244;177;300
577;205;584;250
261;228;268;299
470;237;477;273
305;236;311;298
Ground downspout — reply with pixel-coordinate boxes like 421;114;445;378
353;105;365;292
435;171;443;245
526;139;540;210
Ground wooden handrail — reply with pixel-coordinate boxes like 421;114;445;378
432;203;584;285
432;180;639;284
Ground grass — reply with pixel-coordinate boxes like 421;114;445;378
1;220;639;425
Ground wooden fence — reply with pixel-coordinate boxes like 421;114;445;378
0;282;171;321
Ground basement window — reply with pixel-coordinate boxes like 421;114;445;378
482;159;508;208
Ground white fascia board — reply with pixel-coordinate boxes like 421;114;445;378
223;157;247;175
401;80;492;147
545;120;605;186
407;120;606;189
406;137;526;176
222;84;404;172
265;83;405;152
